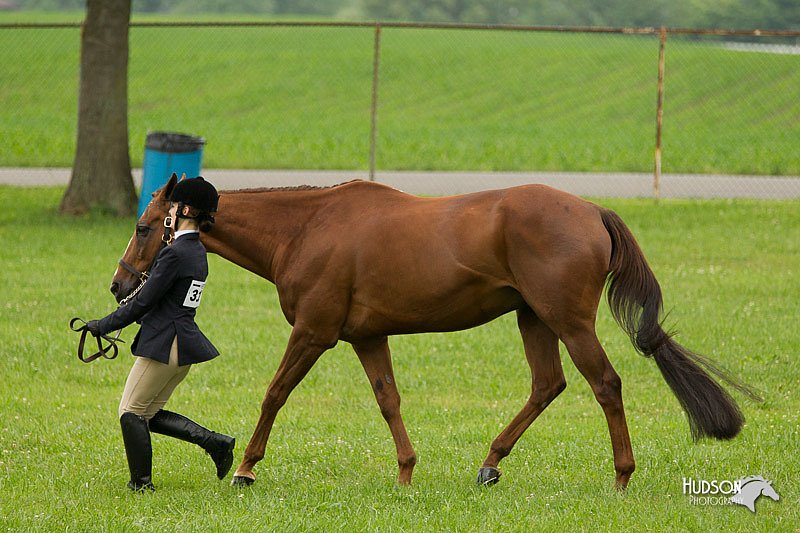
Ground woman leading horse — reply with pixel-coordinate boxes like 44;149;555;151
108;174;755;490
86;176;235;491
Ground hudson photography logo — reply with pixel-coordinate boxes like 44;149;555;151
682;475;781;513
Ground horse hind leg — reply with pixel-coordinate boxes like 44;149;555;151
353;337;417;485
560;324;635;489
478;307;566;486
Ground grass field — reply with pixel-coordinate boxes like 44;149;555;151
1;12;799;175
0;185;797;530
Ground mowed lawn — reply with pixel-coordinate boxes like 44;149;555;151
1;13;799;175
0;185;797;530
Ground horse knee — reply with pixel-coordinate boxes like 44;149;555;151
379;396;402;422
379;403;396;421
263;387;288;411
551;377;567;401
532;377;567;408
374;386;401;421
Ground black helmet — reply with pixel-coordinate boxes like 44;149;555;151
170;176;219;213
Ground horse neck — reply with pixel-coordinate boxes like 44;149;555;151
740;481;766;499
200;189;325;282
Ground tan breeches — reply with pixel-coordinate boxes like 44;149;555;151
118;337;190;420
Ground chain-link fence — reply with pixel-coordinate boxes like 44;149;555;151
1;21;799;198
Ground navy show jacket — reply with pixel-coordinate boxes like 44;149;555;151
98;232;219;366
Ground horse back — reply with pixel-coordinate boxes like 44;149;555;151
280;181;610;338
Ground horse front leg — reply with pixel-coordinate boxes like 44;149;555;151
352;337;417;485
232;325;335;486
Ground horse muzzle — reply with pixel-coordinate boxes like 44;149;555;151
110;276;143;305
110;281;124;302
112;259;152;304
110;280;129;304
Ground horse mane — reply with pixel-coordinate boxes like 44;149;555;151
221;179;363;195
738;475;768;486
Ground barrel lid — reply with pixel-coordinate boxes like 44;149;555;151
145;132;205;153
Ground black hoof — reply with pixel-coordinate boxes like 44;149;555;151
476;467;502;486
231;475;255;487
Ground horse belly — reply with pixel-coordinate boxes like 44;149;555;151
342;279;524;339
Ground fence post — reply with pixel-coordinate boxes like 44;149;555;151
369;23;382;182
654;27;667;199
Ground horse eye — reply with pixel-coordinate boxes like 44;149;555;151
135;225;151;237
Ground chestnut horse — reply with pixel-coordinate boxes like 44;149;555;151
110;174;754;489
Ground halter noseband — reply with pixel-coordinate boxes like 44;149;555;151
116;257;155;306
118;258;149;283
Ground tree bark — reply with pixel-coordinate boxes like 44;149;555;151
60;0;137;216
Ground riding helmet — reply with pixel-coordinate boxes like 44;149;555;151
170;176;219;213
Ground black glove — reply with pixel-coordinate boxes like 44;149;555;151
85;320;103;337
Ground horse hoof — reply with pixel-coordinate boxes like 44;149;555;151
231;475;255;487
476;467;502;486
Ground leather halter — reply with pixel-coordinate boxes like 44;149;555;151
118;257;149;283
116;215;174;302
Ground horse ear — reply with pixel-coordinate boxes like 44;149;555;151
162;172;179;200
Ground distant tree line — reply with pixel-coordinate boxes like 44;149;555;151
11;0;800;30
358;0;800;30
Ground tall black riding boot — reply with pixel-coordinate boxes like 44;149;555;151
149;409;235;479
120;412;155;491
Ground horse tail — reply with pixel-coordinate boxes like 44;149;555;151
599;207;759;441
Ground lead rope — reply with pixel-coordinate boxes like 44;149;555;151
69;318;125;363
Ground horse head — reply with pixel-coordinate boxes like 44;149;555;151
760;480;780;502
731;476;780;513
110;173;178;304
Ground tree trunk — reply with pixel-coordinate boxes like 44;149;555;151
60;0;137;216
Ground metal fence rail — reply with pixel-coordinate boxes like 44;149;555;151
2;20;799;198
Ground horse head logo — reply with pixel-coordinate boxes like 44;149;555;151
730;476;780;513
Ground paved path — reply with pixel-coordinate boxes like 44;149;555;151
1;167;798;199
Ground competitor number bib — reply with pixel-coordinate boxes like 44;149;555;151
183;280;206;308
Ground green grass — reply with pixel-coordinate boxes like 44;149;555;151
0;186;797;530
1;12;799;175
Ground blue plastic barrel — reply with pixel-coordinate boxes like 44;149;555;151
138;132;205;216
